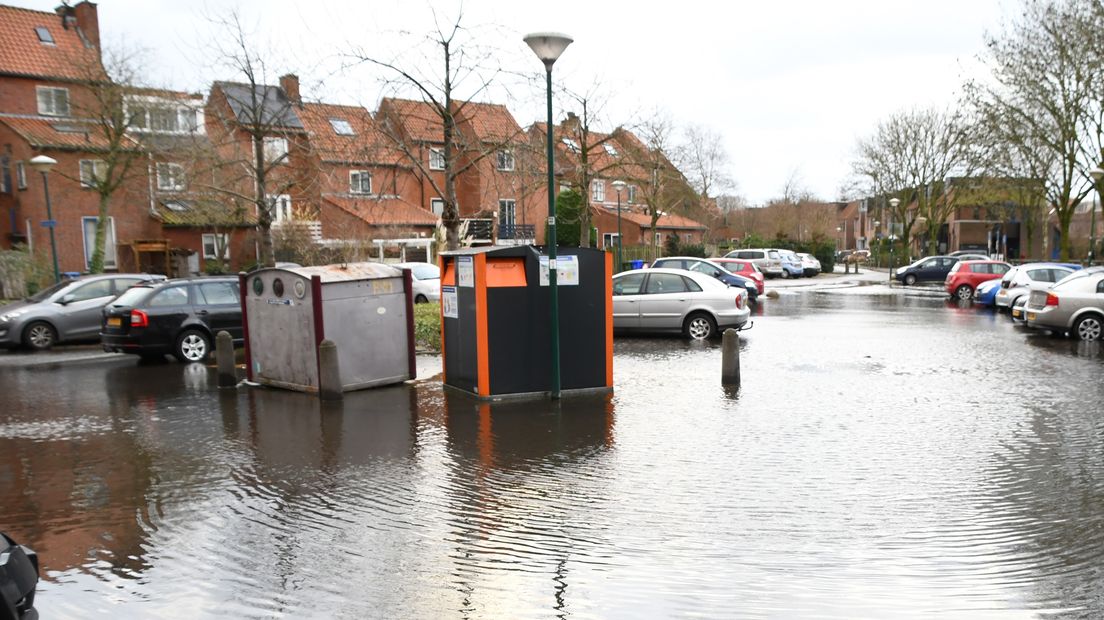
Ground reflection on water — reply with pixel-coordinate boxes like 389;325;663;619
2;291;1104;618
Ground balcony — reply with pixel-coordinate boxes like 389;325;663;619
460;219;535;246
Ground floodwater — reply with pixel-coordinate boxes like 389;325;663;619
3;289;1104;619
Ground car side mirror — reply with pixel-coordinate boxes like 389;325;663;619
58;293;75;305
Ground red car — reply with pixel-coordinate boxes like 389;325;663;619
714;258;765;295
945;260;1012;300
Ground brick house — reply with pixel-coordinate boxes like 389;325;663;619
0;2;160;273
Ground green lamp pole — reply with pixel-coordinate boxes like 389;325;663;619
613;179;626;273
29;155;60;283
524;32;573;400
1090;167;1102;265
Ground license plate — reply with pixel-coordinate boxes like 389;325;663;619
1026;312;1036;321
107;317;122;327
1011;308;1021;318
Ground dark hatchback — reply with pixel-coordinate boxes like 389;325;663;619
100;277;243;362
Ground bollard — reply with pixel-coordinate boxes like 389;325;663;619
318;339;344;401
721;328;741;386
216;330;236;388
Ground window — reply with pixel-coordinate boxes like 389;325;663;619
613;272;646;296
0;163;8;193
603;143;619;157
329;118;355;136
263;136;289;164
645;273;689;294
112;278;143;294
68;279;113;303
689;261;722;277
429;148;445;170
496;149;515;171
430;198;445;217
562;137;580;152
79;160;106;188
36;86;69;116
156;162;186;191
591;180;605;202
35;26;54;45
81;216;117;269
149;286;189;308
198;281;238;305
149;107;179;132
267;194;292;223
129;106;148;129
602;232;619;249
16;162;26;190
201;233;230;260
350;170;372;194
498;199;516;227
627;185;636;203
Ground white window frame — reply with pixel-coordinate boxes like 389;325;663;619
627;185;636;203
16;161;26;190
603;232;620;249
267;194;292;223
263;136;289;165
156;162;186;191
429;147;445;171
430;198;445;217
329;118;354;135
201;233;230;260
591;180;605;202
655;232;662;245
82;216;117;269
350;170;372;194
36;86;69;117
496;149;515;171
0;166;8;193
498;199;516;227
79;159;106;188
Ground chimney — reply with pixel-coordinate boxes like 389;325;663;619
74;2;100;50
280;74;301;105
562;111;580;132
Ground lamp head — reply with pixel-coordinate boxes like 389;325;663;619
1091;167;1104;183
29;155;57;174
612;179;627;192
889;197;901;208
523;32;573;69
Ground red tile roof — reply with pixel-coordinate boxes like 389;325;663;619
325;196;438;227
299;102;404;165
0;5;103;80
381;97;523;145
0;114;133;151
456;101;522;143
380;98;442;143
597;205;707;230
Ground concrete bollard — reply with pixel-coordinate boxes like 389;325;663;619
216;330;236;388
721;329;741;386
318;339;343;401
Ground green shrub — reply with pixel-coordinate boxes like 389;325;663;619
413;302;441;352
680;243;708;258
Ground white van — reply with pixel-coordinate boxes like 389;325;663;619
724;248;784;278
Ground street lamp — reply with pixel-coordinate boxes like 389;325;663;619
28;155;60;283
1090;167;1103;264
524;31;573;400
612;179;626;273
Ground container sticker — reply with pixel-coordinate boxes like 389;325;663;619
442;286;458;318
539;255;579;286
372;279;394;295
458;256;474;287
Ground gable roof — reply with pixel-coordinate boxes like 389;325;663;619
597;205;707;231
213;82;303;129
455;101;522;143
380;97;522;145
0;113;132;151
325;196;438;227
0;4;103;81
299;102;403;166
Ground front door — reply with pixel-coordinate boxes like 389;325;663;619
612;272;646;329
56;278;116;340
638;272;691;330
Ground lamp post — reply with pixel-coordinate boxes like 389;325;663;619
1090;167;1103;265
612;179;626;273
524;31;573;400
28;155;60;283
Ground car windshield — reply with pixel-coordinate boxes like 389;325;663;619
111;286;154;307
408;264;439;280
25;280;72;303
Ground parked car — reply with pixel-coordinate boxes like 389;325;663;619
973;279;1002;307
994;263;1077;311
100;277;243;362
723;248;784;278
394;262;441;303
611;268;750;340
0;273;165;351
796;253;822;277
773;249;805;278
846;249;871;263
949;249;988;257
894;254;984;286
945;260;1012;300
1024;267;1104;340
712;258;765;295
651;257;758;303
1010;295;1029;321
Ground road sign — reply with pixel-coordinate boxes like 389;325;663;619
40;220;56;228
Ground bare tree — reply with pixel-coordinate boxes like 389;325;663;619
966;0;1100;260
625;112;695;259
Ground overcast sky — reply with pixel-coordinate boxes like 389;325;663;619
15;0;1012;204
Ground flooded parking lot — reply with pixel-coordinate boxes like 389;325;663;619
3;289;1104;618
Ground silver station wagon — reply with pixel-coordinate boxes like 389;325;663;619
612;267;750;340
1024;267;1104;340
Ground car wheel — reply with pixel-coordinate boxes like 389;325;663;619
174;329;211;363
22;321;57;351
903;274;917;286
683;312;717;341
955;285;973;301
780;270;790;279
415;294;428;304
1072;314;1103;341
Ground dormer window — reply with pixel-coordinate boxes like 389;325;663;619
329;119;354;136
35;27;54;45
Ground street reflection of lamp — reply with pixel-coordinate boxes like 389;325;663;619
1090;167;1102;264
889;198;901;281
612;179;626;273
524;31;573;400
28;155;60;283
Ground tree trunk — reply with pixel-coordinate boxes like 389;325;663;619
88;193;112;273
1058;209;1073;261
253;134;275;268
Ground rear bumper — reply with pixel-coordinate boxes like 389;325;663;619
100;333;169;355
